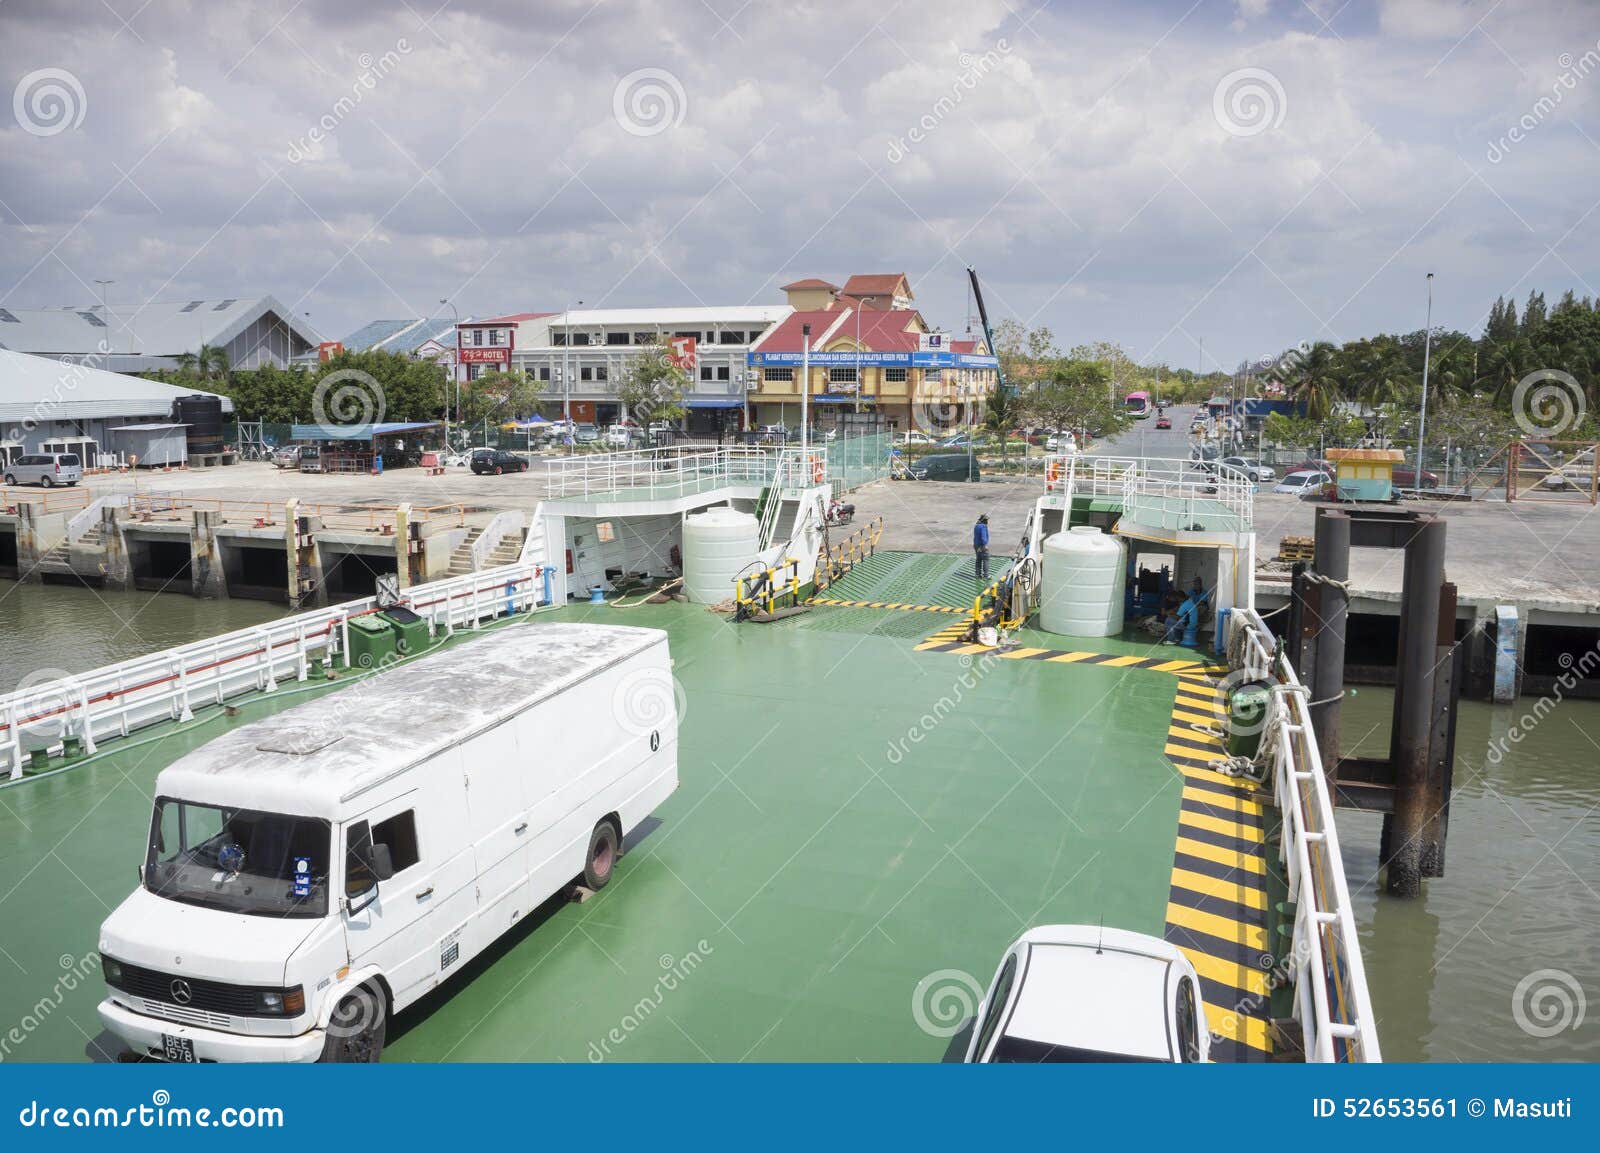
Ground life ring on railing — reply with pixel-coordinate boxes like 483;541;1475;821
1045;459;1063;487
811;455;825;484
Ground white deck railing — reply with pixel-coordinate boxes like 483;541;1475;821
537;445;825;501
0;560;554;782
1049;454;1254;532
1229;606;1382;1063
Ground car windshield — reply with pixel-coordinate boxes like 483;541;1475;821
991;1035;1167;1063
144;798;331;918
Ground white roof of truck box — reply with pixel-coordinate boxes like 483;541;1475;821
155;623;668;814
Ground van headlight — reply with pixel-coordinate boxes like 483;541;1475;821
101;957;124;986
257;986;305;1016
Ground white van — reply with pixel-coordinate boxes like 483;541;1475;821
96;622;679;1063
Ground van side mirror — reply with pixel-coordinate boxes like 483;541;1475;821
364;842;395;881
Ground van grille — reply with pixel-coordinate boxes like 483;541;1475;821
138;999;235;1030
109;962;266;1017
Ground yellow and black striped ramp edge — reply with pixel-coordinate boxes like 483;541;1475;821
913;622;1228;677
809;597;968;615
1162;674;1274;1063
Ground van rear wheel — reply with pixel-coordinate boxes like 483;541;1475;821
320;987;386;1063
583;820;620;889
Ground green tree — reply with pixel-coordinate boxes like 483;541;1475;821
458;370;545;429
1283;340;1343;419
615;341;689;430
174;344;230;381
1026;360;1131;439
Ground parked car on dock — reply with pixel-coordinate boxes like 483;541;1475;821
1220;456;1275;483
1274;469;1331;497
3;452;82;487
272;446;301;469
964;926;1209;1063
908;453;981;481
572;423;601;446
470;448;529;475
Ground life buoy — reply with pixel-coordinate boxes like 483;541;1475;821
1045;459;1062;486
811;456;825;484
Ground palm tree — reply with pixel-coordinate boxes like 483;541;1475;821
1284;340;1343;420
175;344;231;381
982;386;1021;462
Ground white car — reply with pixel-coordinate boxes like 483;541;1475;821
1220;456;1275;483
900;430;938;446
1045;433;1077;453
964;925;1209;1063
1273;469;1331;496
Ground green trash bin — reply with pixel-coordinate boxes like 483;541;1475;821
347;615;398;670
380;607;431;655
1226;682;1273;759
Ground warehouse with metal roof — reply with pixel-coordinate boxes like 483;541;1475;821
0;296;318;372
0;348;232;468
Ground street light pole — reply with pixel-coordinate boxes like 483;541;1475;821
94;279;115;358
1415;272;1435;494
801;323;811;461
440;298;459;452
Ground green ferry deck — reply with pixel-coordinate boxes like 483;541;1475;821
0;452;1374;1064
0;562;1282;1064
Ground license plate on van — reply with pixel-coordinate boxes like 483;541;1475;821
161;1034;197;1063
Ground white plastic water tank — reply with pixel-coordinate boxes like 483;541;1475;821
682;507;760;604
1039;526;1126;637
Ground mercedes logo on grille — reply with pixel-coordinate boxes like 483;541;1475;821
170;978;193;1005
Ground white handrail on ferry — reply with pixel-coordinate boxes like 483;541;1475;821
1047;454;1254;531
0;559;552;782
1228;606;1382;1063
535;445;823;500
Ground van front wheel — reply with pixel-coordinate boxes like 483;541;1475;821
583;820;620;889
320;987;386;1063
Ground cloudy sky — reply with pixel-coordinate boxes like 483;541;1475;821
2;0;1597;370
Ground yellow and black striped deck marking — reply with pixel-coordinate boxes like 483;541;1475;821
912;621;1229;677
1162;673;1275;1063
808;597;968;615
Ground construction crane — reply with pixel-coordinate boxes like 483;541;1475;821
966;266;1008;399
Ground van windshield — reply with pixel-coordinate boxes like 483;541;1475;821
144;798;331;918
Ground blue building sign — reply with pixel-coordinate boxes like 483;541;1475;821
747;350;999;369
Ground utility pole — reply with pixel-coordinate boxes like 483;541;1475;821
1415;273;1435;494
94;279;114;359
800;323;811;459
440;298;459;453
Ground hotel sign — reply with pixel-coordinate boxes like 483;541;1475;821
667;336;697;371
458;347;511;365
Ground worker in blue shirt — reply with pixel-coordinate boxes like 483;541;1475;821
973;514;990;580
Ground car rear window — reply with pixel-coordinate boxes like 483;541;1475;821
59;454;80;466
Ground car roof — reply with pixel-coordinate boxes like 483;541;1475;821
1005;941;1173;1061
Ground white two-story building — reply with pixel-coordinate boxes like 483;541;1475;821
457;306;791;434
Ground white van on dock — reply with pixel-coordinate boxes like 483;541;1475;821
96;622;679;1063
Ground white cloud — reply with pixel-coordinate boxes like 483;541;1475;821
0;0;1594;366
